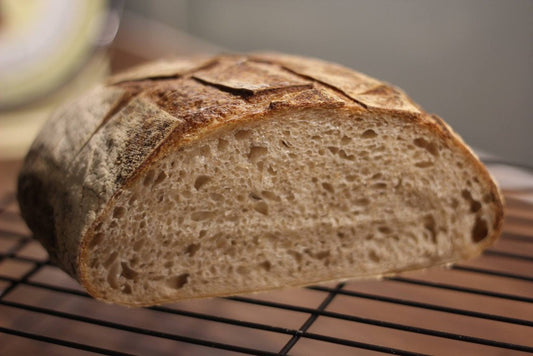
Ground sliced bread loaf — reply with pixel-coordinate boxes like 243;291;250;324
17;53;503;306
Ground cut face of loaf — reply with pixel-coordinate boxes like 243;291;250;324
17;53;503;306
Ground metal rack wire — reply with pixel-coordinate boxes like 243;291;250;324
1;162;532;355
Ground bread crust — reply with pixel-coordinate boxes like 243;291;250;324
17;53;503;302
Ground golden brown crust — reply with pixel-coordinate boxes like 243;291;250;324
18;53;504;302
249;52;422;113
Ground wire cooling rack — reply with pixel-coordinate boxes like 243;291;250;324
1;160;532;355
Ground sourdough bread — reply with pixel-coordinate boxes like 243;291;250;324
17;53;504;306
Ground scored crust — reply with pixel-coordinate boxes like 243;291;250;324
17;53;504;303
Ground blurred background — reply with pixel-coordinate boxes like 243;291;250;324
1;0;532;165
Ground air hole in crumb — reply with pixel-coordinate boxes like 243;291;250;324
378;226;392;234
120;262;138;280
261;190;281;201
103;251;118;268
199;230;207;238
415;161;434;168
235;130;252;140
461;189;482;212
162;237;171;247
315;250;330;260
472;217;489;242
362;129;378;138
355;198;370;206
470;200;482;213
259;261;272;271
248;146;268;162
267;166;277;175
89;233;104;249
322;182;335;193
423;214;437;243
90;259;99;270
413;138;439;156
128;194;138;205
107;262;120;289
373;182;387;189
129;255;139;267
369;250;380;262
167;273;190;289
191;211;215;221
217;138;229;150
143;170;155;186
154;171;167;185
358;151;369;159
249;192;262;200
194;175;211;190
253;201;269;215
346;175;357;182
113;206;125;219
341;136;352;145
371;173;382;180
338;150;355;161
288;250;302;263
94;222;103;233
185;243;201;257
483;193;494;203
122;284;132;294
281;140;291;148
327;146;339;154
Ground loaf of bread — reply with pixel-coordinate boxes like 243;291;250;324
17;53;503;306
